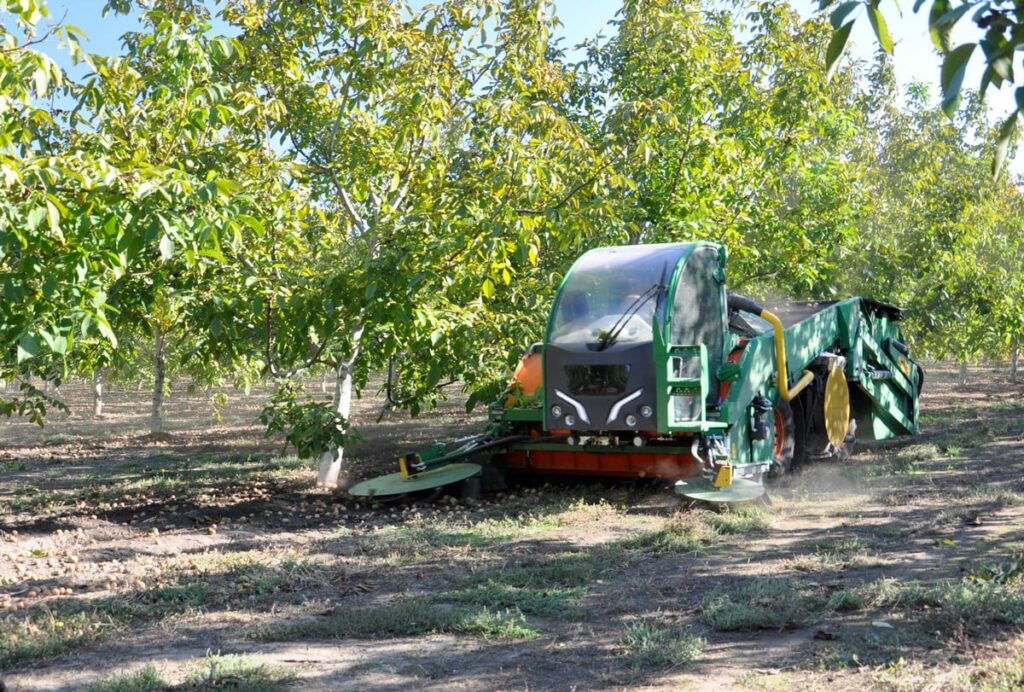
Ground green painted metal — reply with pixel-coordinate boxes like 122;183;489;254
674;477;765;503
656;243;731;434
499;407;544;423
348;463;482;497
372;243;922;504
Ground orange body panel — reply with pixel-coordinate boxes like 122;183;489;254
505;352;543;406
505;448;699;479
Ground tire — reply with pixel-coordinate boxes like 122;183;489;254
479;453;510;492
770;396;812;477
460;475;482;501
769;399;796;478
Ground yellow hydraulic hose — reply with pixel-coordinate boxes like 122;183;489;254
760;309;814;402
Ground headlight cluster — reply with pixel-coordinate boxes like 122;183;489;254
621;405;653;428
553;400;654;428
550;404;576;427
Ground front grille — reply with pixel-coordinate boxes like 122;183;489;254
565;364;630;395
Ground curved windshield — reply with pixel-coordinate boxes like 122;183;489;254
548;244;689;346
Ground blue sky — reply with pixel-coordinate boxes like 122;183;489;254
39;0;1012;112
27;0;1021;154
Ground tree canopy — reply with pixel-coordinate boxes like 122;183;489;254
1;0;1021;478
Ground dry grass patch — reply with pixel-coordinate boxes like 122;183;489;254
257;598;539;642
1;608;114;669
88;665;167;692
620;513;716;554
703;578;824;631
785;537;872;573
619;618;706;668
702;505;773;535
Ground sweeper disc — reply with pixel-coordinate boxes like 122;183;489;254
348;463;482;497
674;476;766;503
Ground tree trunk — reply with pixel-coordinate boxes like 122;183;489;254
1012;341;1019;384
92;372;103;418
151;330;166;434
320;371;329;394
317;325;365;489
959;360;968;386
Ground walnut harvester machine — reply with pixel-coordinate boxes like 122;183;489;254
350;242;923;503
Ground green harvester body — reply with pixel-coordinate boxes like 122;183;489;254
351;242;922;502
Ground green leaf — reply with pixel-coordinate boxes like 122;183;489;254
867;4;894;54
27;206;46;231
481;278;496;299
830;1;860;29
933;2;973;28
17;334;40;363
214;179;241;197
929;0;952;52
50;335;68;355
992;112;1017;181
159;234;175;260
940;43;976;116
826;22;855;79
95;313;118;347
46;200;61;237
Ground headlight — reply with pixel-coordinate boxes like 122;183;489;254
640;405;653;418
625;414;638;427
564;414;576;427
550;404;563;418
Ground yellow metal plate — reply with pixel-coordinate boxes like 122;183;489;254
824;366;850;447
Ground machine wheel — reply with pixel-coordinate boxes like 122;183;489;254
480;453;510;492
769;399;796;477
460;475;482;501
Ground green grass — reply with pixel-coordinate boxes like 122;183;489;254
786;537;870;573
838;575;1024;628
439;581;586;616
621;514;716;554
491;551;602;586
0;583;214;668
258;598;539;642
703;578;821;631
354;524;512;562
971;648;1024;691
874;443;941;476
352;496;629;566
185;653;296;691
433;549;608;618
456;608;539;640
88;665;168;692
619;619;706;668
0;609;113;669
826;589;864;612
702;506;772;535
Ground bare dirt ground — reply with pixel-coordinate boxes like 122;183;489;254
3;365;1024;691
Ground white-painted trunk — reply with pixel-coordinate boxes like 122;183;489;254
959;360;968;386
317;325;365;488
92;372;103;418
1012;341;1019;383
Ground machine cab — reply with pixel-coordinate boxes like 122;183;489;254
543;242;727;434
